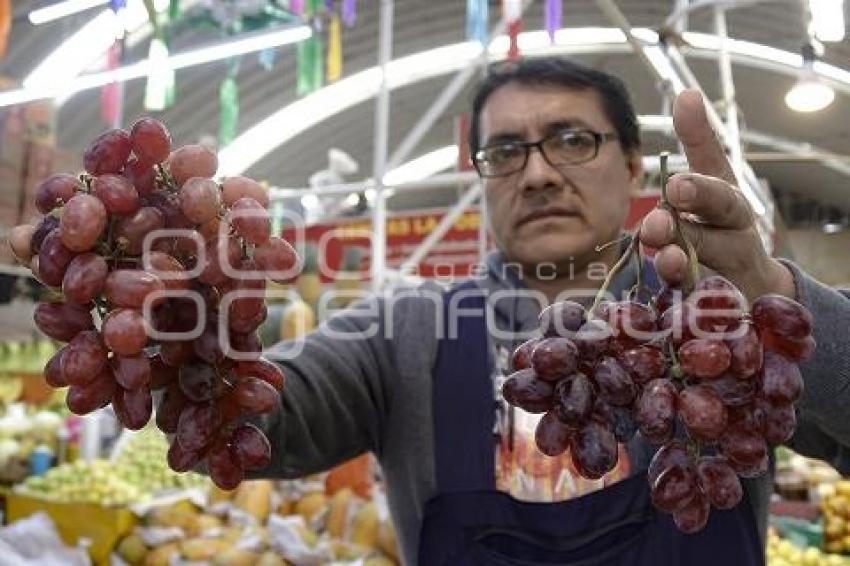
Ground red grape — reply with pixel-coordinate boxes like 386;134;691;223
159;340;194;367
531;337;578;382
84;129;132;175
672;490;710;534
230;424;272;471
59;194;107;252
720;428;767;468
167;440;200;472
156;383;187;433
62;330;108;386
593;357;637;406
539;301;586;337
221;176;269;207
180;177;222;224
618;346;666;385
654;284;683;314
102;308;149;355
648;441;690;486
199;236;241;286
254;237;298;283
38;229;76;287
169;145;218;187
511;338;538;371
207;440;244;491
553;372;593;428
34;301;94;341
62;253;108;304
573;319;615;360
105;270;166;309
651;463;698;513
176;402;221;453
635;379;678;444
233;376;278;414
690;275;746;329
92;174;139;215
66;367;116;414
726;322;763;379
535;410;573;456
44;347;69;388
703;373;757;407
145;252;191;294
678;385;728;441
659;302;698;347
123;157;157;197
193;324;225;364
229;331;262;360
31;216;59;254
35;174;81;214
130;117;171;164
751;294;813;341
114;207;166;256
761;332;815;362
761;352;803;404
761;401;796;445
234;359;285;391
696;456;742;510
606;301;657;346
677;338;731;379
229;197;270;245
501;369;555;413
148;190;193;230
179;361;223;402
570;421;618;480
111;355;151;389
113;386;153;430
150;355;179;389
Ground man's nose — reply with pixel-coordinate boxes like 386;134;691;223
518;147;563;196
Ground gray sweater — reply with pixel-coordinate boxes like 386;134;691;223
258;253;850;565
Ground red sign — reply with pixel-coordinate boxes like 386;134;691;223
282;195;659;283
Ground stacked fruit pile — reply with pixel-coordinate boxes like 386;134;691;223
8;118;294;490
20;459;144;505
112;427;208;493
767;531;850;566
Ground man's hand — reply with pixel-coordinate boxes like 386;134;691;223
639;89;795;301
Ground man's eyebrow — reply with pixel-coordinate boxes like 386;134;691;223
482;118;597;147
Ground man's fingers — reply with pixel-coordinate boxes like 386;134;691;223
653;244;688;285
666;173;752;229
673;89;736;186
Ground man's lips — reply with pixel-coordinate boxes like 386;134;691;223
516;206;579;228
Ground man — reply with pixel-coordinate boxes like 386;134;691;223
259;58;850;564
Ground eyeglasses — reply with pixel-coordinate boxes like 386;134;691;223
473;129;619;178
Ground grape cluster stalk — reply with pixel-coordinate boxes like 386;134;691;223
502;153;815;533
10;118;297;490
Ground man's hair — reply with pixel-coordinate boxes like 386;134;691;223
468;57;641;158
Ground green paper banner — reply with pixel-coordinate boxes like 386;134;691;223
219;76;239;146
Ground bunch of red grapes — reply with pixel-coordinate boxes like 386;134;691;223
7;118;297;490
503;275;814;533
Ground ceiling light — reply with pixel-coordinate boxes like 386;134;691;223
785;44;836;113
808;0;845;42
29;0;107;25
300;194;320;209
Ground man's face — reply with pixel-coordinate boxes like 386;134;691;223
479;83;642;270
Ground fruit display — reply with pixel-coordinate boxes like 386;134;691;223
501;153;815;533
767;530;850;566
8;117;297;490
20;459;145;505
112;479;400;566
112;426;208;493
822;481;850;554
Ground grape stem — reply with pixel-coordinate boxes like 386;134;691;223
589;231;641;317
659;152;700;293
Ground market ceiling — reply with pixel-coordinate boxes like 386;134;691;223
2;0;850;211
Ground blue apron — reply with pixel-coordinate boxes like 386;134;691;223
419;281;765;565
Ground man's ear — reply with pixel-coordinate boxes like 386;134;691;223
626;150;644;193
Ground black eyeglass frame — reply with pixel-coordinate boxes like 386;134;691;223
472;129;619;178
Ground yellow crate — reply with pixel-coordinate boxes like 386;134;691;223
3;490;137;565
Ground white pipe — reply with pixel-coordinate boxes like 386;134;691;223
715;7;744;195
398;184;482;275
371;0;393;291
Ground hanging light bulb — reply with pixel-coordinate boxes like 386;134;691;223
785;44;835;113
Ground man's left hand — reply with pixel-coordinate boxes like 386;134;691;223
638;89;795;302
